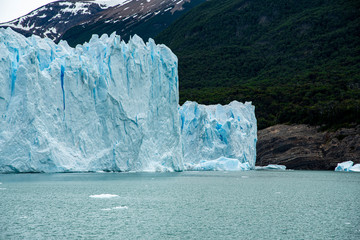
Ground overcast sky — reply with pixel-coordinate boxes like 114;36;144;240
0;0;58;23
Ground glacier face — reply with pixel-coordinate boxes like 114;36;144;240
179;101;257;170
0;28;182;172
0;28;257;173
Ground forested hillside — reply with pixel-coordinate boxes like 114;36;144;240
155;0;360;129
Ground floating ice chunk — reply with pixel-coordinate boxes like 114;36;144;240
0;188;6;190
89;194;119;198
189;157;251;171
255;165;286;170
349;164;360;172
335;161;354;172
101;206;128;211
113;206;128;210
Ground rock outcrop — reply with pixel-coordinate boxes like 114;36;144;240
256;124;360;170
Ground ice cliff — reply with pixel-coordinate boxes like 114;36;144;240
0;28;257;173
0;28;181;172
179;101;257;170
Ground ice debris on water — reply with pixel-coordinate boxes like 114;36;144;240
255;165;286;170
101;206;128;211
185;157;251;171
113;206;128;210
0;28;257;173
89;194;119;199
335;161;360;172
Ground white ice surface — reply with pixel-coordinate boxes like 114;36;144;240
0;28;182;173
179;101;257;170
335;161;354;172
349;164;360;172
0;28;258;173
255;165;286;170
186;157;251;171
94;0;132;8
89;194;119;198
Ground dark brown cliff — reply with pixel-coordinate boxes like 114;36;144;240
256;124;360;170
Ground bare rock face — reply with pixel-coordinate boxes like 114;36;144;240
256;124;360;170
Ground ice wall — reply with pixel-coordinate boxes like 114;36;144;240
179;101;257;170
0;28;182;172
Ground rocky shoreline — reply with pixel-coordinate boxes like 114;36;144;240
256;124;360;170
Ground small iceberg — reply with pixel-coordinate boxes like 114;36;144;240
113;206;128;210
349;164;360;172
187;157;251;171
89;194;119;199
335;161;360;172
101;206;128;211
255;165;287;170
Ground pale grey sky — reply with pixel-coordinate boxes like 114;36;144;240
0;0;58;23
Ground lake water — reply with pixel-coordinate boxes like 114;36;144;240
0;171;359;239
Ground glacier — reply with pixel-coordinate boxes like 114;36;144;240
0;28;182;172
180;101;257;170
0;28;257;173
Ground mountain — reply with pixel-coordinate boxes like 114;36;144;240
0;0;205;46
155;0;360;130
61;0;206;46
2;0;359;131
0;0;121;41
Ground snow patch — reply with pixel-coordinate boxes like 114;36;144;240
94;0;131;8
60;3;92;15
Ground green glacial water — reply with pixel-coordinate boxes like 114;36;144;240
0;171;359;239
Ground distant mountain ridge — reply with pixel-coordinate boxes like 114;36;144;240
0;0;205;45
61;0;206;46
0;0;112;41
